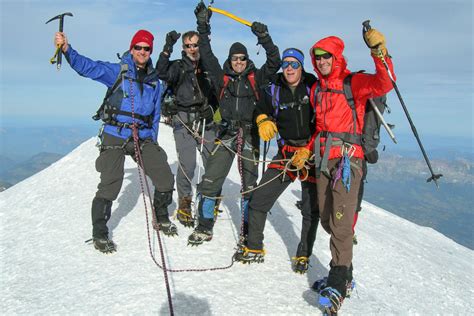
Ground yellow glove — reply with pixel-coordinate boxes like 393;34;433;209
365;29;387;57
256;114;277;141
291;147;311;170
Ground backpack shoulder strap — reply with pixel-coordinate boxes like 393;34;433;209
93;62;129;121
109;63;129;96
247;71;259;101
342;73;355;110
219;74;231;100
342;71;365;135
270;83;281;117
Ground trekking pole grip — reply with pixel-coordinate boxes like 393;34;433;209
362;20;374;49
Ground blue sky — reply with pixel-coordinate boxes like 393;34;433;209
0;0;472;139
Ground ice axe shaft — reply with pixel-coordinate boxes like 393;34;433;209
46;12;73;70
208;7;251;27
362;20;442;187
368;98;397;144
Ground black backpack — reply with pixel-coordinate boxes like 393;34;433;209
343;72;390;164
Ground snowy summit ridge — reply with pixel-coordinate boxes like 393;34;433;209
1;125;472;315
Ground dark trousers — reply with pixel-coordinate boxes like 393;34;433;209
247;165;319;257
92;133;174;238
196;130;259;230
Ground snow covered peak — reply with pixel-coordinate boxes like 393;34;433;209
1;125;472;314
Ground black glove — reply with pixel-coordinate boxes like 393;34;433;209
194;2;212;26
163;30;181;54
161;95;178;116
251;22;269;39
199;103;214;122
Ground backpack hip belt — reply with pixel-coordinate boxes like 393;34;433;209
314;131;362;178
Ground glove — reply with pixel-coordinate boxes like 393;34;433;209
256;114;277;141
163;30;181;55
251;22;270;44
364;29;387;57
200;103;214;122
161;96;178;116
194;2;212;26
291;147;311;170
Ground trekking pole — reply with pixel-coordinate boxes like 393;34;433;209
368;98;397;144
196;118;206;185
362;20;442;188
261;141;268;175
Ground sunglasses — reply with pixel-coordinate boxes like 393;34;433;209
184;43;198;49
133;45;151;52
315;52;332;60
282;60;301;70
231;55;247;62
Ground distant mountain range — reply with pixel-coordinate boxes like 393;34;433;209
0;153;63;191
364;153;473;249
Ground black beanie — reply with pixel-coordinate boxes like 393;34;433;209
228;42;248;58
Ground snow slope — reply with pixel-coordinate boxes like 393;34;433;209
1;125;473;315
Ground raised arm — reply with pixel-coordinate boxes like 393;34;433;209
55;32;119;88
250;22;281;87
155;30;181;83
194;2;225;91
352;29;395;100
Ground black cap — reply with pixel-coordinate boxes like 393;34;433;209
228;42;248;58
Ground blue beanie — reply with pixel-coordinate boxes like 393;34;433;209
282;48;304;65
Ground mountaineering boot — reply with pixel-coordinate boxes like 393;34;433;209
291;256;309;274
187;226;213;246
93;237;117;254
91;197;113;241
312;277;328;292
233;246;265;264
313;278;356;298
318;287;344;315
155;220;178;236
91;197;116;253
153;190;177;236
317;265;350;313
176;196;194;227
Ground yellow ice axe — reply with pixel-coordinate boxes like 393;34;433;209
208;6;251;27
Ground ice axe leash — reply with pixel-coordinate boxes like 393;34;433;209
46;12;73;70
362;20;442;187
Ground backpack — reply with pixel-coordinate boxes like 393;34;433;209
92;52;157;129
342;72;389;164
219;72;259;101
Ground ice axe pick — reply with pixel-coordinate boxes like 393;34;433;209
46;12;73;70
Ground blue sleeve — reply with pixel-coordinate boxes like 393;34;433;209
64;45;121;88
151;81;163;142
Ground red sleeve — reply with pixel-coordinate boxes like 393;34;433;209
351;55;396;102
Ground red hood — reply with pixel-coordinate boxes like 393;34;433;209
310;36;350;81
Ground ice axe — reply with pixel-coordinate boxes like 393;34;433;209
46;12;73;70
362;20;442;188
202;0;251;27
208;7;252;27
